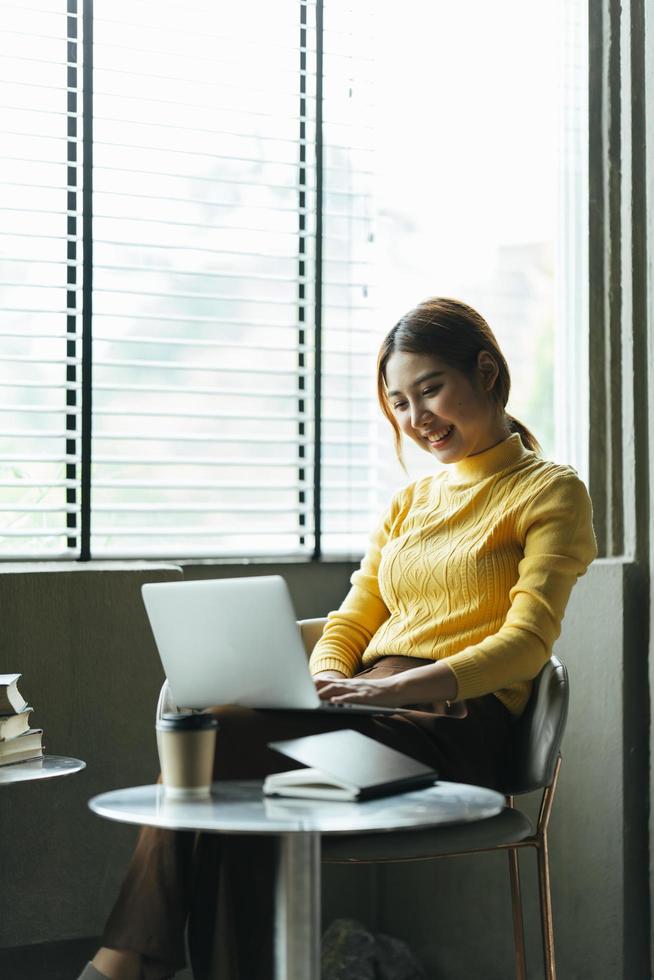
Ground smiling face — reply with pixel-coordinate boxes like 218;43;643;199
384;349;509;463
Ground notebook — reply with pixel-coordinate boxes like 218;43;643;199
264;729;438;800
142;576;413;716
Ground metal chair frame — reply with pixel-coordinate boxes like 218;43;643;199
324;758;561;980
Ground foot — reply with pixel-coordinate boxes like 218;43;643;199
91;948;142;980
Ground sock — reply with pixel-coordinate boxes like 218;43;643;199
77;964;111;980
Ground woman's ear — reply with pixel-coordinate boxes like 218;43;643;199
476;350;499;392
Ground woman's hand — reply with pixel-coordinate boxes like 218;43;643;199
315;674;404;708
315;660;459;710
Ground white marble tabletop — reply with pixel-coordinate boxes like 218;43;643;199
89;779;504;835
0;754;86;785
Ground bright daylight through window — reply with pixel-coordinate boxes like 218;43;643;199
0;0;586;560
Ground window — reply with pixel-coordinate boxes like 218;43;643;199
370;0;588;488
0;1;587;560
91;1;323;559
1;0;376;559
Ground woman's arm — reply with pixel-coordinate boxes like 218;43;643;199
319;472;597;709
308;490;408;678
443;472;597;701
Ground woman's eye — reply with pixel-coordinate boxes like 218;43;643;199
392;401;408;411
423;386;442;396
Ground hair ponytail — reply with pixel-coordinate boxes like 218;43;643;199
506;414;541;454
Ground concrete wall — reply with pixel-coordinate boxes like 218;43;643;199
0;561;376;963
0;559;643;979
0;563;182;948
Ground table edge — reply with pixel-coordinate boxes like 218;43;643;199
88;779;505;836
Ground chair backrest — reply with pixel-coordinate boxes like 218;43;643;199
503;655;569;795
297;619;568;796
298;617;328;658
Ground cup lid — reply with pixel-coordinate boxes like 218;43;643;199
156;712;219;732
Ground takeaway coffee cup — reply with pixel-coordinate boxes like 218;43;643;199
156;712;218;799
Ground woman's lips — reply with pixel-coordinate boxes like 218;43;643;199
428;425;454;447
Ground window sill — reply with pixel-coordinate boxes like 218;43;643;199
0;554;363;574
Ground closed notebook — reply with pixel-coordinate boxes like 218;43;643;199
264;729;438;801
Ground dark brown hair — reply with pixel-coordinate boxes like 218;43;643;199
377;297;541;464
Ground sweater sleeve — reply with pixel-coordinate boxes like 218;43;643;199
445;472;597;701
308;491;406;676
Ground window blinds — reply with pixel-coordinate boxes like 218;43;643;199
0;0;377;560
0;0;82;558
89;0;375;558
90;0;318;557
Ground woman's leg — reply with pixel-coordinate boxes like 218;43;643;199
187;834;277;980
187;705;382;980
97;820;196;979
93;706;379;980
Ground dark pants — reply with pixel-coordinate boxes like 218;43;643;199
102;657;512;979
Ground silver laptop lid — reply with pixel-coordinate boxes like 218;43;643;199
142;576;322;711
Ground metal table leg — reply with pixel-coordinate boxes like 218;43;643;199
274;832;321;980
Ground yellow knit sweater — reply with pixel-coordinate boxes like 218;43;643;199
309;434;597;715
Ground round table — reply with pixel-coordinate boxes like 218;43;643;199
0;754;86;785
89;778;503;980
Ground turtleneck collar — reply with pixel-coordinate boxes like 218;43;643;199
447;432;530;486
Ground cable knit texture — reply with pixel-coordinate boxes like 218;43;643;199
309;434;597;715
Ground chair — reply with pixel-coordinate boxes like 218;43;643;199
300;617;568;980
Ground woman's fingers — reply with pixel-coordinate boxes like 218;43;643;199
316;678;397;706
315;680;353;699
314;678;341;690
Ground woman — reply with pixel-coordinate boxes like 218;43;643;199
80;297;597;980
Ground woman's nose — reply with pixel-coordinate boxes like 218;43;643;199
410;402;431;428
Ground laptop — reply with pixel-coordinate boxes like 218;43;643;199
142;575;412;716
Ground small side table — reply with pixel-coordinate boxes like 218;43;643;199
0;755;86;785
90;778;503;980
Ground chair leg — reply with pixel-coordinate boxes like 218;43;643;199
507;847;527;980
536;836;556;980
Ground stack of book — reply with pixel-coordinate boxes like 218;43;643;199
0;674;43;766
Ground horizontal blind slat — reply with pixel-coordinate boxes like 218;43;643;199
89;504;313;514
0;530;79;538
93;336;314;354
93;382;310;398
90;455;307;467
93;264;369;289
93;433;315;445
93;408;313;422
89;528;312;538
90;481;312;490
93;359;312;377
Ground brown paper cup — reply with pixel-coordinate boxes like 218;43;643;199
156;713;218;799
